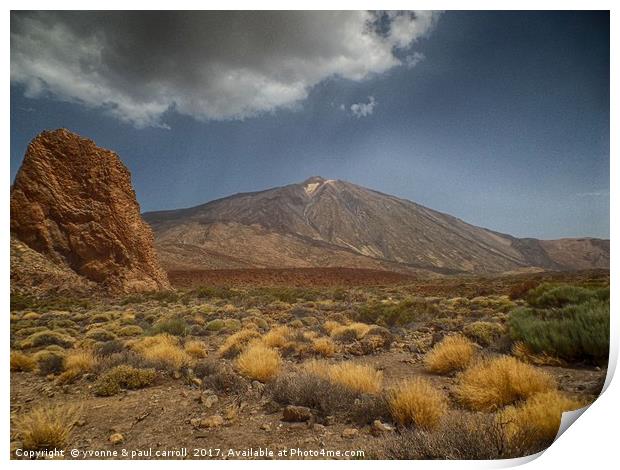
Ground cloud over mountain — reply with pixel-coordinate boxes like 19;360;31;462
11;11;440;127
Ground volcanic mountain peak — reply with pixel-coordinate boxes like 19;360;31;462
143;177;609;274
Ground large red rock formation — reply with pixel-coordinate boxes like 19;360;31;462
11;129;170;293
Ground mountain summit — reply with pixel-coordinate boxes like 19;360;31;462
143;178;609;274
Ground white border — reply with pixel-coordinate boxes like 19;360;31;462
3;2;616;468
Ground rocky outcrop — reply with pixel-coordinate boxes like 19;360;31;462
11;129;170;293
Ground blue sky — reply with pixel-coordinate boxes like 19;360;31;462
10;11;609;239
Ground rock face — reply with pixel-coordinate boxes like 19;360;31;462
11;129;170;293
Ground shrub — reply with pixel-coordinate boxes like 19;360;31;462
13;404;80;451
90;312;113;323
35;351;66;376
10;352;35;372
355;298;439;326
508;280;540;300
499;390;584;447
194;360;248;393
94;365;157;396
95;340;126;357
223;318;242;331
85;328;117;342
205;319;226;331
330;323;371;343
312;337;337;357
184;340;208;358
22;312;42;320
137;336;192;371
387;378;447;429
20;330;75;349
455;356;555;411
509;300;609;364
218;329;261;358
118;325;144;337
378;411;538;459
193;286;235;299
424;335;477;374
235;343;282;382
463;321;505;346
150;317;189;336
526;284;605;309
306;360;383;394
57;350;98;384
262;326;292;348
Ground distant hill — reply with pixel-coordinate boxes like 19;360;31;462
144;176;609;275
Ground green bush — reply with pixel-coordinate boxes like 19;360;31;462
509;299;609;364
149;318;189;336
86;328;118;342
193;286;235;300
526;284;607;309
20;330;75;349
94;365;157;396
463;321;505;346
355;298;439;327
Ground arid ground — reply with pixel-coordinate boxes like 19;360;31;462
10;269;609;460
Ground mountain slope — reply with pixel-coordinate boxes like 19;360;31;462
144;177;609;274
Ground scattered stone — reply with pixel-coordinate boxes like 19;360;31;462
172;370;182;380
109;433;124;445
260;423;271;431
191;377;202;387
200;415;224;428
282;405;313;422
200;392;219;409
190;418;201;428
371;420;394;435
341;428;358;439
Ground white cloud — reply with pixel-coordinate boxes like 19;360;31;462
405;51;426;68
350;96;377;118
10;11;440;128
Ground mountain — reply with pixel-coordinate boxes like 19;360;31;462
144;176;609;275
11;129;170;294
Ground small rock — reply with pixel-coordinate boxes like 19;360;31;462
313;423;326;432
260;423;271;431
172;370;182;380
282;405;313;422
191;377;202;387
109;433;124;445
190;418;201;428
341;428;358;439
371;420;394;435
200;393;219;409
200;415;224;428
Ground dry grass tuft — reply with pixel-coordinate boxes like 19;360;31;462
218;329;261;358
56;350;98;384
262;326;292;348
184;340;208;359
511;341;565;367
94;365;157;396
235;343;282;382
330;322;371;342
499;390;584;446
312;337;337;357
11;352;35;372
424;335;477;374
455;356;556;411
387;378;448;429
13;404;81;451
132;334;192;370
304;360;383;394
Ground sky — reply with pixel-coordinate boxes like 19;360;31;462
10;11;609;239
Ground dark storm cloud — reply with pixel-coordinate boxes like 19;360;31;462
11;11;440;127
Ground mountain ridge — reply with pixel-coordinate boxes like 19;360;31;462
143;176;609;275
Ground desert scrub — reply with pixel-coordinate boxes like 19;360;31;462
526;284;608;309
499;390;584;447
150;317;189;336
19;330;75;349
218;329;261;358
355;297;439;326
455;356;555;411
10;351;35;372
235;343;282;382
184;340;208;358
330;323;371;343
463;321;505;346
56;350;98;384
312;337;337;357
509;299;609;364
387;378;448;429
262;326;292;348
424;335;477;374
205;319;226;331
85;328;118;342
90;312;113;323
13;404;81;451
117;325;144;337
194;360;248;393
94;365;157;396
306;360;383;394
134;334;192;370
